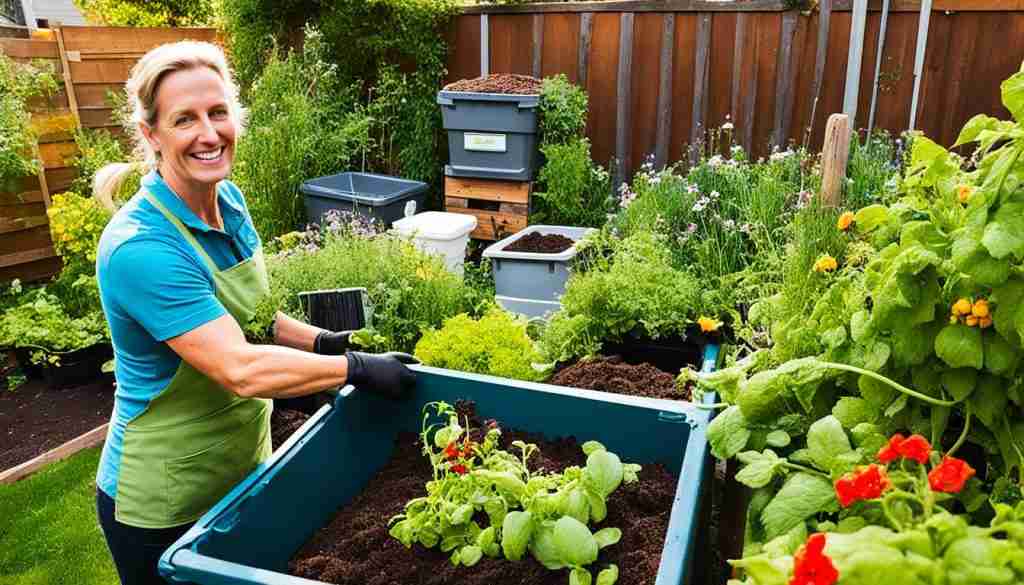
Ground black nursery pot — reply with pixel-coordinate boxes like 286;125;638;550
35;343;114;389
600;330;711;375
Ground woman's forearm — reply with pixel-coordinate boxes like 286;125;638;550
228;342;348;399
273;311;322;352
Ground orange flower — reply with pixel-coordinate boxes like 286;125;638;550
813;255;838;273
928;456;975;493
789;533;839;585
957;185;974;204
837;211;855;231
698;316;722;333
952;298;973;316
972;299;990;318
979;316;993;329
835;464;891;508
966;315;979;327
877;434;931;465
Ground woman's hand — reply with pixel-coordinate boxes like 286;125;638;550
314;330;354;355
344;351;418;399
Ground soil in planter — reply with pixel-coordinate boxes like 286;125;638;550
444;73;542;95
289;405;678;585
271;408;311;450
549;355;690;401
504;231;576;254
0;377;114;471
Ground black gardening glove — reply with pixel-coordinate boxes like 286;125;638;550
314;330;355;355
344;351;418;400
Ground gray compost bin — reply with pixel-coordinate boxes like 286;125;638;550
482;225;596;319
438;90;539;181
300;172;428;228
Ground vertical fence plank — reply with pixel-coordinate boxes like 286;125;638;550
670;14;697;164
655;13;675;169
631;13;663;176
731;13;747;125
708;13;738;144
742;24;759;153
578;12;593;89
810;0;833;140
752;14;781;158
773;11;799;148
691;13;712;164
481;14;489;76
532;13;544;78
616;12;635;185
448;14;481;84
541;13;581;82
587;13;620;167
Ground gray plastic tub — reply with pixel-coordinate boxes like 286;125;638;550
300;172;428;228
483;225;595;318
438;90;539;181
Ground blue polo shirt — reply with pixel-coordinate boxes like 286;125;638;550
95;171;262;499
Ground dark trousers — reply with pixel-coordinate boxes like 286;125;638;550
96;488;192;585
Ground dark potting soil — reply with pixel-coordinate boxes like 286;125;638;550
444;73;542;94
0;377;114;471
504;231;576;254
271;408;311;450
289;406;678;585
549;356;690;401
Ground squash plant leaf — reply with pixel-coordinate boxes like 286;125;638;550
935;325;984;370
982;201;1024;260
1002;70;1024;123
955;114;1002;147
760;472;838;540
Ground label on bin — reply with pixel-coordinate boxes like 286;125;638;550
464;132;507;153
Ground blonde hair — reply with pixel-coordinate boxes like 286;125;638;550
94;41;246;210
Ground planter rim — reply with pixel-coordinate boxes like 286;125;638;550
483;225;596;262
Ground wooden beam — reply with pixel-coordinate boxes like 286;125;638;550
616;12;635;185
462;0;789;14
444;176;531;204
0;38;60;59
54;27;82;130
578;13;594;89
820;113;851;207
0;216;49;235
833;0;1024;11
691;13;712;164
655;13;675;169
773;11;799;148
532;14;544;78
0;424;109;485
0;246;57;268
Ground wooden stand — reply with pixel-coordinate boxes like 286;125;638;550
444;176;530;241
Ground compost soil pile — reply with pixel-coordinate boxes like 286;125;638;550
505;232;576;254
0;377;114;471
445;73;542;94
271;408;310;450
550;356;689;401
289;405;677;585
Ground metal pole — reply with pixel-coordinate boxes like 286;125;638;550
908;0;933;131
842;0;869;127
867;0;890;134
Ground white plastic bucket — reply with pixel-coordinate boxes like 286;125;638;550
391;211;478;276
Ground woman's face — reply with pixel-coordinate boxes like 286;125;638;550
141;66;236;191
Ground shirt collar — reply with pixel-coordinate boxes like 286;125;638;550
143;170;245;235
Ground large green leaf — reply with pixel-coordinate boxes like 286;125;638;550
985;332;1021;377
992;279;1024;345
935;325;984;370
952;230;1011;287
955;114;1002;146
707;405;752;460
982;201;1024;260
854;205;891;233
760;473;838;540
971;375;1008;430
807;416;854;472
1002;70;1024;123
941;368;978;402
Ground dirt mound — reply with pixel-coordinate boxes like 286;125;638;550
271;408;310;450
549;356;689;401
505;232;576;254
445;73;542;94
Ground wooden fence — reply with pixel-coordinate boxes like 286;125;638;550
448;0;1024;179
0;26;217;282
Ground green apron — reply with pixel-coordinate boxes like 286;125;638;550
114;191;273;528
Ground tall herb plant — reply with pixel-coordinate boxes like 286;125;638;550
0;55;57;193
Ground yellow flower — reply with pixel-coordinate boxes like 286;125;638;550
971;298;990;318
813;255;838;273
949;314;959;325
697;316;721;333
957;185;974;204
837;211;855;231
952;298;973;316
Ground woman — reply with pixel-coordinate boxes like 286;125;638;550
93;41;416;585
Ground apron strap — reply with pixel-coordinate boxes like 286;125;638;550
144;192;219;274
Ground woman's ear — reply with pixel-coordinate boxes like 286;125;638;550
139;121;160;157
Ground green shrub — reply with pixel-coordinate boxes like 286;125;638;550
846;130;900;209
46;191;111;277
414;308;544;381
232;27;371;241
0;55;57;192
538;74;587;145
248;229;480;354
73;0;216;26
0;287;108;365
70;128;140;204
532;138;612;227
538;232;703;363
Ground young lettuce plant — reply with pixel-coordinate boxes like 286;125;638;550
388;402;639;585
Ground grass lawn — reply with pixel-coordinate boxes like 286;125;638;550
0;447;117;585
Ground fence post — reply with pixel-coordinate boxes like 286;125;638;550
820;113;850;208
53;26;81;129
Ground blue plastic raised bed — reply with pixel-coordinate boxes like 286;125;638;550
160;345;719;585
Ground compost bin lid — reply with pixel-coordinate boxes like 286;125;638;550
300;172;428;207
391;212;477;241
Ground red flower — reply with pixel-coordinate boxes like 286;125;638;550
450;463;468;475
461;439;476;458
835;464;891;507
877;434;931;464
928;456;975;493
789;533;838;585
443;442;460;460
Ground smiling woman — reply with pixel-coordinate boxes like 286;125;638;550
90;41;419;585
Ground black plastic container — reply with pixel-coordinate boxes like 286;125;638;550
601;332;707;376
15;343;114;388
298;288;371;333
